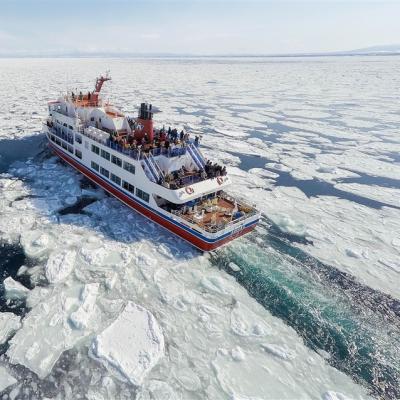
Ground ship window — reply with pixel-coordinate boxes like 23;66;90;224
123;161;135;174
75;134;82;144
90;117;94;121
111;173;121;186
91;161;99;172
91;144;100;155
50;135;55;142
122;181;135;194
101;149;110;161
55;138;61;145
136;188;149;203
67;145;73;154
111;155;122;167
75;149;82;159
62;141;68;150
100;166;109;178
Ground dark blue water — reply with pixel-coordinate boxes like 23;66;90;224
1;131;399;399
230;151;400;210
0;243;31;317
211;230;400;400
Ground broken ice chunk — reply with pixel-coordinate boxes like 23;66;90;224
90;302;164;386
0;366;17;392
68;283;99;330
0;312;21;344
7;283;100;379
3;277;29;299
45;250;76;283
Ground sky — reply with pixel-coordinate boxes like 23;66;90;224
0;0;399;56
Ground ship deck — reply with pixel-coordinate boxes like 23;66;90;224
172;195;256;233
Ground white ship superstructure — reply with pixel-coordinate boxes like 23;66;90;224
43;74;260;250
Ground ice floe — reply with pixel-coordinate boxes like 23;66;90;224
3;277;29;299
0;312;21;344
45;250;77;283
0;366;17;392
90;302;165;386
1;56;391;398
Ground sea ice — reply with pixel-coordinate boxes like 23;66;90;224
90;302;165;386
7;283;101;379
0;366;17;392
45;250;76;283
69;283;99;330
0;312;21;344
3;277;29;299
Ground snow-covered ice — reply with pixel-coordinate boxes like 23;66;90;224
3;277;30;299
0;366;17;392
45;250;77;283
1;55;398;398
90;302;164;386
0;312;21;344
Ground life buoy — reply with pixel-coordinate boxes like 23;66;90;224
185;186;194;195
217;176;224;185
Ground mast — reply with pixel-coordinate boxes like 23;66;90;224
92;71;111;106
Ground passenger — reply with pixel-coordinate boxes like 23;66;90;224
194;136;200;146
180;130;184;141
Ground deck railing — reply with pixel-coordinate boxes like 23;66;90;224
78;125;199;162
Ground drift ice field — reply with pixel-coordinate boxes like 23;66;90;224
0;56;399;399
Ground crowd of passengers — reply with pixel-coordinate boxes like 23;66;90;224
108;126;200;153
108;126;226;188
157;160;227;189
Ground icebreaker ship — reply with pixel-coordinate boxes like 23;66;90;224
43;74;260;250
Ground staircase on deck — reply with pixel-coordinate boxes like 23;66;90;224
143;153;164;182
187;143;206;170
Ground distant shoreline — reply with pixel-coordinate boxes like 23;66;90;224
1;52;400;59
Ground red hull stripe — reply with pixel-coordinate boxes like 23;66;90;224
49;143;258;251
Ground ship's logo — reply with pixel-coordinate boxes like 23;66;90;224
136;123;144;131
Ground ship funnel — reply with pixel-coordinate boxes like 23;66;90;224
135;103;154;141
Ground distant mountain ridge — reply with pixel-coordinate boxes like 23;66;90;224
346;44;400;54
1;44;400;58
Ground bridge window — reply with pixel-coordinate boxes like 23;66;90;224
75;134;82;144
67;145;73;154
91;161;99;172
62;141;68;150
111;173;121;186
100;166;109;178
136;188;149;203
75;149;82;159
91;144;100;155
122;181;135;194
101;149;110;161
111;155;122;167
123;161;135;174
